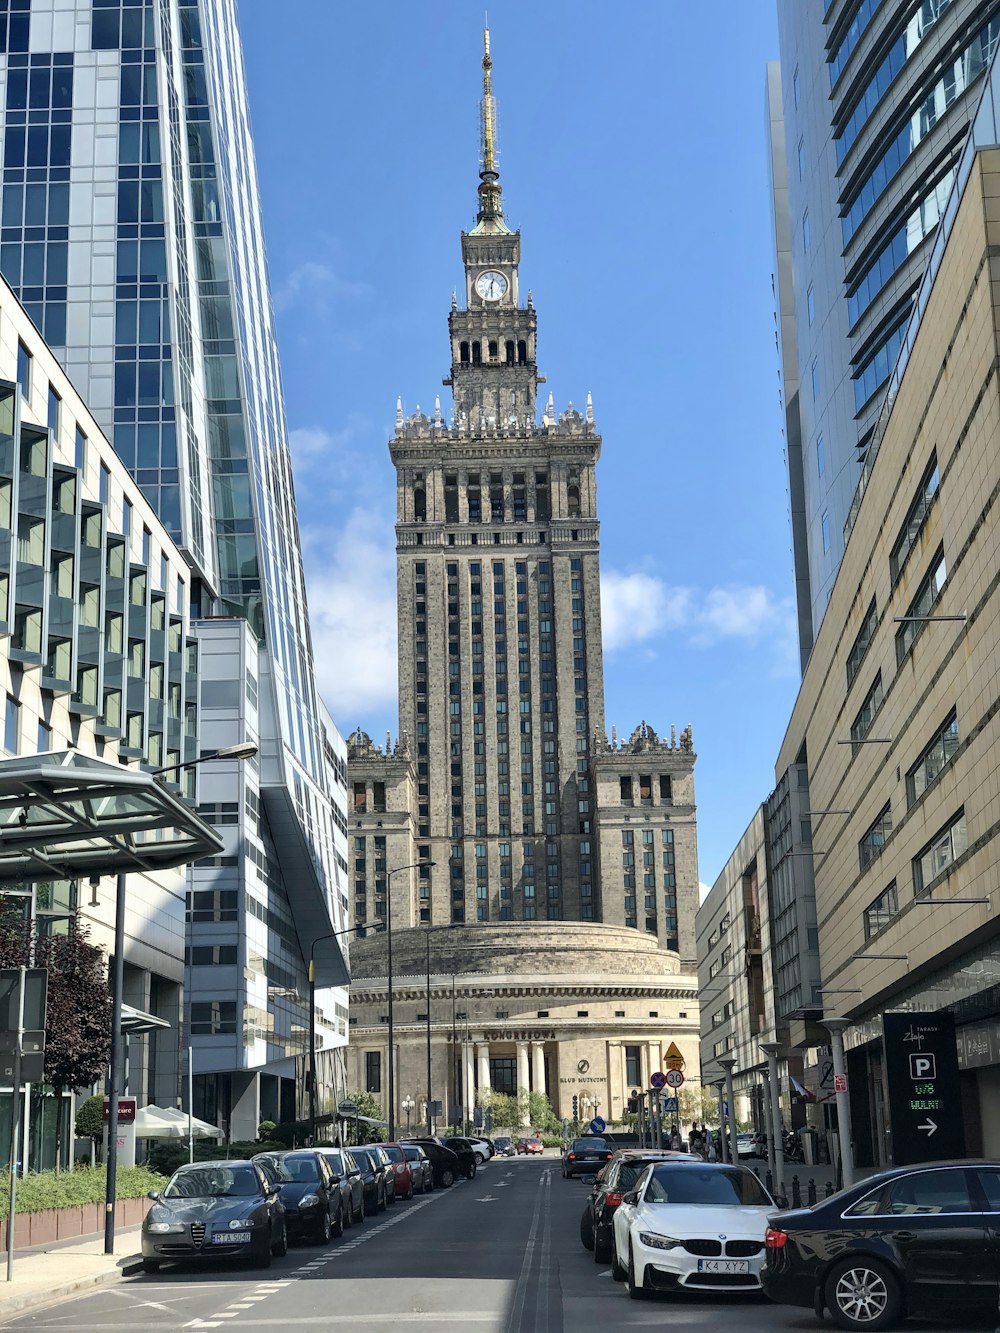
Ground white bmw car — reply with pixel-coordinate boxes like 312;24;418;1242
611;1160;775;1299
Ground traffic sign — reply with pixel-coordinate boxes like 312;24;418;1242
589;1116;606;1134
337;1100;358;1118
884;1011;964;1165
833;1073;848;1094
661;1096;678;1113
649;1070;667;1090
664;1041;685;1071
664;1068;685;1089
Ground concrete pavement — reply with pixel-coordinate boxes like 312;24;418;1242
0;1156;993;1331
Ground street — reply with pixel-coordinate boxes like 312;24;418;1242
1;1157;996;1332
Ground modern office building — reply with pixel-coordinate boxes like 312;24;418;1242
347;31;700;1125
0;0;349;1137
0;266;200;1165
770;0;1000;658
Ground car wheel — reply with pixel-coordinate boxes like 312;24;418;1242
251;1229;273;1269
271;1220;288;1257
424;1173;433;1194
465;1162;477;1180
142;1258;160;1275
440;1167;455;1188
377;1186;387;1212
579;1204;594;1252
357;1194;366;1222
317;1209;332;1245
594;1229;613;1265
626;1243;647;1300
474;1151;484;1165
406;1181;414;1200
825;1258;902;1332
610;1242;626;1282
331;1203;344;1238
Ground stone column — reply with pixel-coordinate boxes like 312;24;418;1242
516;1040;530;1126
476;1042;491;1098
531;1041;546;1097
463;1043;474;1128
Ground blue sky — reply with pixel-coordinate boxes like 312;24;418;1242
237;1;794;885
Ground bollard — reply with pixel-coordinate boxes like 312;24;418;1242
825;1180;835;1198
765;1169;774;1195
791;1175;802;1208
807;1178;817;1206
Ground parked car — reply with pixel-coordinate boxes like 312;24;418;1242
736;1132;759;1160
380;1143;418;1199
316;1147;365;1224
493;1136;515;1157
516;1136;543;1155
441;1136;480;1178
562;1136;615;1178
612;1160;775;1299
400;1142;434;1193
762;1160;1000;1330
142;1159;286;1273
253;1150;343;1244
581;1151;695;1263
350;1145;392;1212
402;1138;461;1188
463;1135;493;1164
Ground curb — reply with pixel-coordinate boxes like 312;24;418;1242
0;1253;142;1324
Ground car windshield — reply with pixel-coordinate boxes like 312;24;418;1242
573;1138;606;1151
495;1138;511;1147
402;1147;423;1162
644;1166;772;1207
163;1165;260;1199
382;1146;404;1163
281;1156;321;1183
353;1149;375;1169
322;1152;345;1174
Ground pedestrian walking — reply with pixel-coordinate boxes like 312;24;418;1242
669;1124;682;1151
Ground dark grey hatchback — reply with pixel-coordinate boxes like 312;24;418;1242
141;1160;287;1273
763;1160;1000;1330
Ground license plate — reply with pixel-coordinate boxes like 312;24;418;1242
697;1259;750;1273
581;1157;597;1162
211;1231;251;1244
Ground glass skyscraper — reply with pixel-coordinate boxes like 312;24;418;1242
770;0;1000;663
0;0;348;1135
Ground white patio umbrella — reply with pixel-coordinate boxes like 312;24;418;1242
154;1105;224;1139
134;1104;222;1140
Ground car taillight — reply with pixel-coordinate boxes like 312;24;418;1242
567;1153;576;1160
606;1191;623;1207
765;1227;788;1249
605;1152;613;1159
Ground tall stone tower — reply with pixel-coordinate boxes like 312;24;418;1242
348;30;698;963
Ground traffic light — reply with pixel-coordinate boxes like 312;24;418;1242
627;1091;639;1115
572;1094;579;1120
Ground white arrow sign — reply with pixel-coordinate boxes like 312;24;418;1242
917;1117;938;1136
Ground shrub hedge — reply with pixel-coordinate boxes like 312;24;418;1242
0;1164;165;1217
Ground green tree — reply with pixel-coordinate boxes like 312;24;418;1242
476;1089;518;1130
526;1091;560;1133
74;1094;105;1155
678;1085;719;1127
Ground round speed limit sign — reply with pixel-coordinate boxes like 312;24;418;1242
664;1068;685;1089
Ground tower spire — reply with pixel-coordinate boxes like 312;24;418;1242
476;26;506;230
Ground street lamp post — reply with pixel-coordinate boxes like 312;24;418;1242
402;1095;414;1132
713;1081;727;1162
309;922;379;1144
824;1017;855;1187
106;742;256;1255
759;1042;786;1198
716;1057;739;1169
385;861;435;1142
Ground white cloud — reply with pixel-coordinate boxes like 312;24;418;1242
601;568;796;675
274;260;371;315
301;505;398;723
699;881;713;905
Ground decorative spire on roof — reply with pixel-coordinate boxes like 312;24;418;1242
472;27;511;235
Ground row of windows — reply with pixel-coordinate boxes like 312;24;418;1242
829;0;882;87
864;806;968;938
854;317;908;412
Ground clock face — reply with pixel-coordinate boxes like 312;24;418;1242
475;270;508;302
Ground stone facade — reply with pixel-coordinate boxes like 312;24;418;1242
345;923;700;1127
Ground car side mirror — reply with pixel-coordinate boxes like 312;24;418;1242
146;1190;160;1201
329;1172;341;1183
622;1191;639;1205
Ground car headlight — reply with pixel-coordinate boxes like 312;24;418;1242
638;1232;682;1251
228;1218;254;1229
298;1193;320;1207
146;1221;185;1234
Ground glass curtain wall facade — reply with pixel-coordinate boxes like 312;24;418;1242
771;0;1000;655
0;0;348;1134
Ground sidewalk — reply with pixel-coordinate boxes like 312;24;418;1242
0;1226;142;1323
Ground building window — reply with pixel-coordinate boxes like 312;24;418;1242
190;1002;237;1035
811;358;819;401
802;211;810;252
850;672;884;750
798;137;806;180
913;809;967;896
859;802;892;871
624;1045;642;1086
847;598;877;687
365;1050;382;1094
4;695;18;752
821;510;830;553
816;433;825;477
895;548;946;665
864;880;899;939
906;711;959;808
16;342;30;398
793;65;801;108
807;283;815;324
890;454;939;584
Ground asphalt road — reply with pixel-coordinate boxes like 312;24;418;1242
1;1155;997;1332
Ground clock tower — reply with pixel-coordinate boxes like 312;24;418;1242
446;29;540;427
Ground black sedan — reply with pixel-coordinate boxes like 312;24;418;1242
580;1151;685;1263
413;1135;477;1179
351;1144;392;1211
318;1147;366;1223
762;1160;1000;1330
142;1160;286;1273
253;1150;343;1244
403;1138;462;1188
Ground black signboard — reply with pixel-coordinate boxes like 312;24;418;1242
884;1012;964;1165
0;970;47;1036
